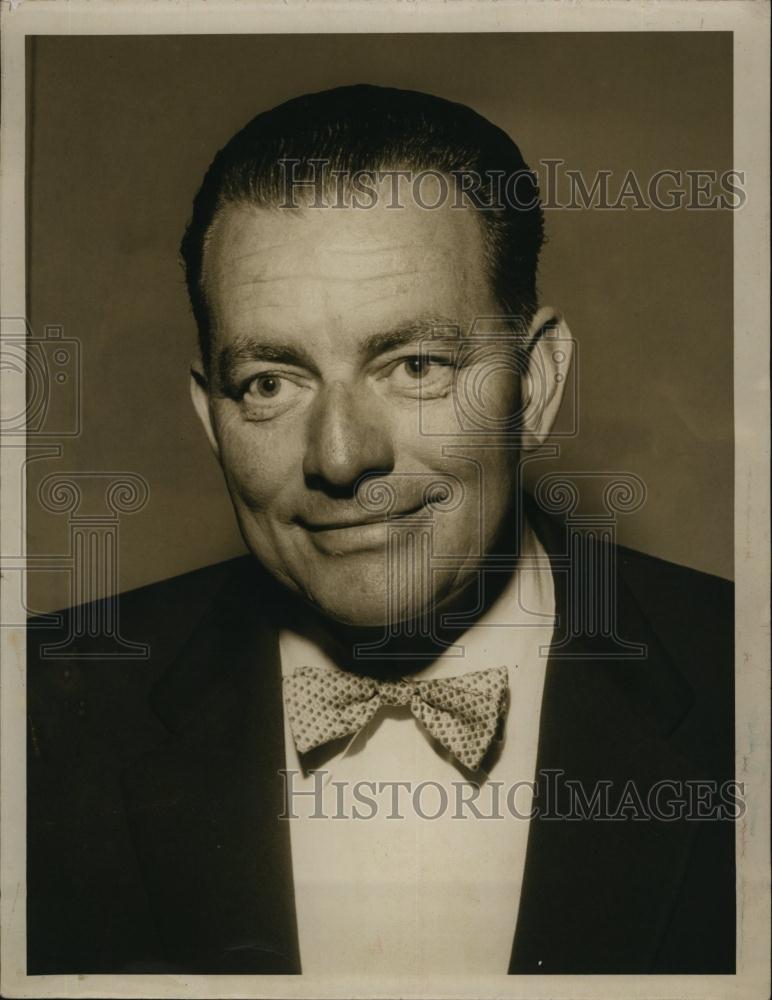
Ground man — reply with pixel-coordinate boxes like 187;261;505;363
27;85;735;975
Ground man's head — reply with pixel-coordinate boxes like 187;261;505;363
182;84;571;627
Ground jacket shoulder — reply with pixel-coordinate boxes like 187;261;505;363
616;544;734;776
616;543;731;598
27;556;255;734
615;544;732;661
27;555;251;630
29;554;252;643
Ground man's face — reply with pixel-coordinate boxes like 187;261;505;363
196;185;528;626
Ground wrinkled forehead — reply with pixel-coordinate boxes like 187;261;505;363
201;188;493;343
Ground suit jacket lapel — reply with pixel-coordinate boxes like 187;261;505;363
509;503;704;973
120;559;300;973
120;501;708;974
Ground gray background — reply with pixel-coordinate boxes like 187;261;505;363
26;32;733;613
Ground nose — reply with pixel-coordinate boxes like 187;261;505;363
303;382;395;494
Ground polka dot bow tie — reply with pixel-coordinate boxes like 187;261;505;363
284;664;509;772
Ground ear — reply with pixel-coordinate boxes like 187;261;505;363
519;306;574;450
190;360;221;460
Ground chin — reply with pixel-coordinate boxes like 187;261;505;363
299;571;454;630
300;585;397;628
250;536;464;629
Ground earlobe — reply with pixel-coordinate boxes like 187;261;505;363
189;363;221;459
519;307;573;450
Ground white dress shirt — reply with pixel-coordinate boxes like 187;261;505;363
278;517;555;974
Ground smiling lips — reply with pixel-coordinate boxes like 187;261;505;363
296;504;428;554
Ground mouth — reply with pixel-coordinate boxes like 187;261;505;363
298;504;425;532
295;504;428;554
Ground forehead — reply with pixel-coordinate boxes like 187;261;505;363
203;189;494;347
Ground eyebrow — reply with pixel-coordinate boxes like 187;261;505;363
216;341;314;395
215;315;460;393
358;317;460;361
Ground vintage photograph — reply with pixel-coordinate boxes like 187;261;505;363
1;4;769;999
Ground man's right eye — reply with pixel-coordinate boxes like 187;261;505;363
238;372;309;420
247;374;283;398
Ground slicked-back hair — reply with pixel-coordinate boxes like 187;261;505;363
180;84;544;370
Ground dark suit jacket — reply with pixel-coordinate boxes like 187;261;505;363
27;503;735;974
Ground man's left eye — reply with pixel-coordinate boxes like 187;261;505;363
403;357;432;379
393;355;454;385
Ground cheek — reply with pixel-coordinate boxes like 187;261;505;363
398;393;518;543
403;370;520;442
214;409;302;514
399;375;520;461
487;371;521;418
455;367;521;432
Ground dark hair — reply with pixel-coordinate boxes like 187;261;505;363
180;84;544;368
